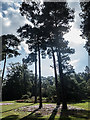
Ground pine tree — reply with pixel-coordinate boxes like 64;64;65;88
80;2;90;55
0;34;22;81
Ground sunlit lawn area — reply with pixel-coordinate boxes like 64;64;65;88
70;102;90;110
1;101;35;112
0;101;36;119
0;101;90;120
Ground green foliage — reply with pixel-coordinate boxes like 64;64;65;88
63;73;89;102
21;92;32;99
2;62;35;101
2;63;89;102
80;2;90;54
0;34;22;60
21;94;29;99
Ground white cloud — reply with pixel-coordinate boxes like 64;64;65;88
0;0;22;2
21;41;30;54
64;26;86;46
14;3;20;7
0;12;2;18
64;3;85;46
18;45;22;50
3;17;11;27
88;55;90;69
8;7;18;12
3;11;8;15
25;19;34;28
0;3;33;35
70;59;80;69
40;57;54;77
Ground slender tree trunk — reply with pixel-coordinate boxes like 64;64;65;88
24;64;26;94
2;54;6;81
22;60;26;95
38;44;42;108
34;48;37;103
51;47;60;105
57;49;67;110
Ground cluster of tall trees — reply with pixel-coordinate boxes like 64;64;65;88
17;1;75;109
1;1;90;111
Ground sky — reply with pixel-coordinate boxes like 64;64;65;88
0;0;88;77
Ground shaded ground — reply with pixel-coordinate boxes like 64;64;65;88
15;104;85;116
14;104;90;120
1;103;90;120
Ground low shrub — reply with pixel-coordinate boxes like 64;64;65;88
21;94;29;99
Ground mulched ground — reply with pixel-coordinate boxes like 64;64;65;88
0;103;14;105
14;104;85;116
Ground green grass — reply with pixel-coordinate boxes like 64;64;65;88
70;101;90;110
0;101;90;120
0;101;37;120
1;101;35;112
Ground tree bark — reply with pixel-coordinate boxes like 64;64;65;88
34;48;37;103
2;54;6;81
52;47;60;105
38;44;42;108
57;49;67;110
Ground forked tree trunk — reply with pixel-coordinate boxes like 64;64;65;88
38;44;42;108
2;54;6;81
34;48;37;103
52;47;60;105
57;49;67;110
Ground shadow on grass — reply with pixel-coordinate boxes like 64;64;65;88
59;109;90;120
59;109;72;120
1;115;19;120
48;105;60;120
68;109;90;119
20;108;46;120
2;103;34;113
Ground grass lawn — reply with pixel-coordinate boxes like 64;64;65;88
0;101;37;120
0;101;90;120
1;101;35;112
70;102;90;110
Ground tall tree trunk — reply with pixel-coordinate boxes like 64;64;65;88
38;44;42;108
51;47;60;105
2;54;6;81
57;49;67;110
34;48;37;103
22;60;26;95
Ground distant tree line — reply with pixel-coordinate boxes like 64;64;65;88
2;62;89;103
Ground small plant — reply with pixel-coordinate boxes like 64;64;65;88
21;94;29;99
27;92;31;98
